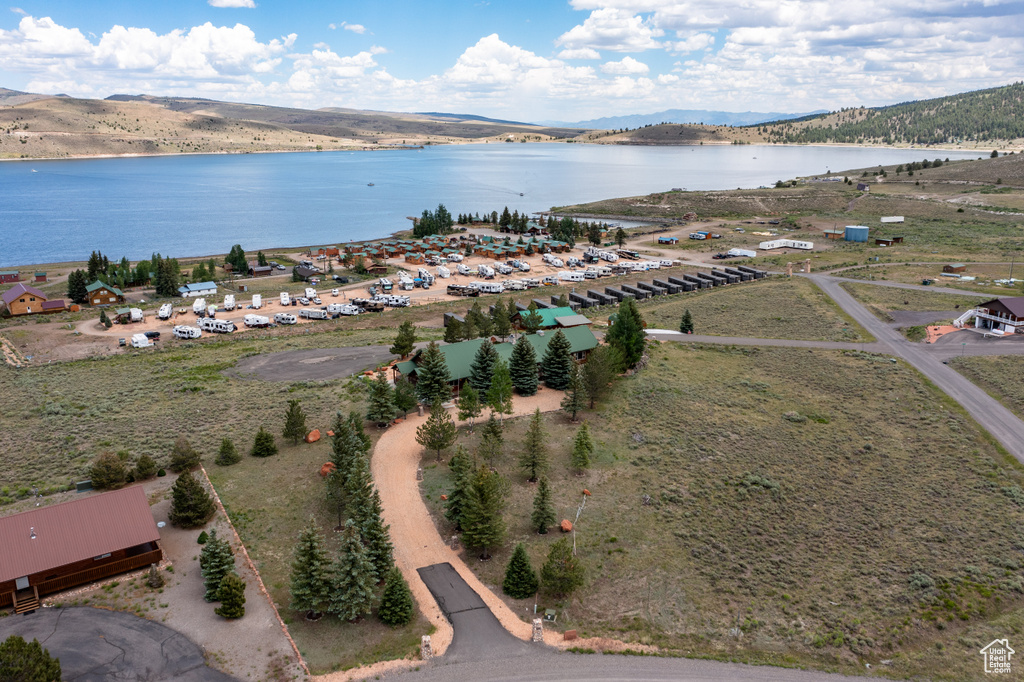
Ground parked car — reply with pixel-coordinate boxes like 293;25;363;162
298;297;310;305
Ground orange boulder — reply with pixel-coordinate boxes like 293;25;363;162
319;462;336;477
560;519;573;533
305;429;321;443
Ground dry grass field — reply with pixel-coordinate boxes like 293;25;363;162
841;263;1024;295
950;355;1024;421
423;343;1024;680
839;282;985;321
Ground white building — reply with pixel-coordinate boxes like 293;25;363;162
178;281;217;298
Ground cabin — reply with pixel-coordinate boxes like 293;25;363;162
177;281;217;298
0;486;163;613
33;272;47;283
943;263;967;274
394;327;599;391
0;271;19;284
513;306;592;330
875;237;904;247
857;183;870;192
293;266;319;281
657;236;679;245
317;248;340;258
86;280;126;306
822;228;846;240
247;261;273;277
970;297;1024;334
1;283;66;316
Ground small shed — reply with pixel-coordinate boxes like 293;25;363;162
875;238;896;246
0;271;19;283
943;263;967;274
247;261;272;277
822;228;845;240
857;183;870;192
657;236;679;245
844;225;869;243
33;272;47;283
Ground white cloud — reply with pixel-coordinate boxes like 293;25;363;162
558;47;601;59
556;8;663;52
669;32;714;53
10;7;26;15
600;56;648;74
343;23;366;34
207;0;256;8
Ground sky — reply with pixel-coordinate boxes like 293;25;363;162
0;0;1021;123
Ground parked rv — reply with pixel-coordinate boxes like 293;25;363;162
446;284;480;297
129;308;144;323
199;317;235;333
299;308;329;320
280;292;291;306
157;303;173;320
457;264;471;276
447;253;464;262
477;264;496;279
327;303;361;316
207;305;217;318
274;313;298;325
244;314;271;328
437;265;451;278
252;294;263;309
558;271;585;282
305;288;317;300
193;298;207;315
172;325;202;339
130;333;153;348
223;295;236;311
470;281;504;294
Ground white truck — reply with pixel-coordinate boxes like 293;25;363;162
252;294;263;309
198;317;235;333
129;308;144;323
274;313;297;325
192;297;207;315
436;265;451;278
327;303;361;316
299;308;329;320
172;325;202;339
130;333;153;348
223;295;236;311
157;303;173;320
280;292;291;306
243;314;270;327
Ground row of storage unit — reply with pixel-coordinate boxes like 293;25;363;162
562;265;766;309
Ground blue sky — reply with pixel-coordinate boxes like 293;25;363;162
0;1;1020;122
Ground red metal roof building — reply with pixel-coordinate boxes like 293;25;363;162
0;486;162;613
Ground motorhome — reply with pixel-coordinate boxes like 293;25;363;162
417;268;436;285
305;287;317;300
470;281;504;294
379;278;393;292
157;303;173;320
541;275;559;286
172;325;202;339
243;314;271;327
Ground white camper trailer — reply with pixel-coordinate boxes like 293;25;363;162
223;295;236;311
274;313;297;325
558;271;585;282
129;308;144;322
243;314;270;327
437;265;451;278
280;292;291;306
192;297;207;315
157;303;173;320
252;294;263;309
172;325;202;339
130;333;153;348
299;308;329;320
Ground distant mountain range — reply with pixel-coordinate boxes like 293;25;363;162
540;109;827;129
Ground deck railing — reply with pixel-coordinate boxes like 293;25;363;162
7;547;165;603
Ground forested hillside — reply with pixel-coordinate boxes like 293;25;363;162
757;83;1024;145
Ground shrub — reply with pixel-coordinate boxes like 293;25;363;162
214;438;241;466
0;635;61;681
215;573;246;619
134;454;157;480
89;453;128;490
250;427;278;458
378;567;414;626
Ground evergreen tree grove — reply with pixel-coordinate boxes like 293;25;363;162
503;543;539;599
509;335;538;396
0;635;61;682
378;567;414;626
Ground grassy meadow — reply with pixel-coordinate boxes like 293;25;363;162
423;342;1024;680
839;282;985;321
950;355;1024;421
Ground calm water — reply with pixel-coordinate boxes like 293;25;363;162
0;144;984;267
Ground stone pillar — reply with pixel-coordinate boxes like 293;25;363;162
421;635;433;660
803;259;811;273
418;404;425;417
532;618;544;642
785;262;793;277
450;535;459;550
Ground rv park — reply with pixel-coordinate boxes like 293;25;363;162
3;153;1024;681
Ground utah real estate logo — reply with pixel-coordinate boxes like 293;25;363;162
980;639;1014;674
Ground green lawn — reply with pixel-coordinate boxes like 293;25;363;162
423;343;1024;680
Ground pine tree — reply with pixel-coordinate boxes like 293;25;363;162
560;363;587;421
679;309;694;334
581;344;619;408
168;470;215;529
503;543;539;599
89;453;127;490
290;517;332;617
393;375;418;418
349;411;372;453
169;436;201;472
491;301;512;341
360;488;394;582
326;414;362;530
416;398;458;461
329;520;376;622
570;423;593;474
615;227;626;247
540;330;573;391
215;573;246;619
134;453;158;480
541;538;585;597
460;463;506;560
389;320;416;358
606;298;646;368
415;341;452;404
444;318;463;343
378;567;414;626
520;302;543;333
531;477;556;534
214;438;241;466
466;301;492;337
444;446;474;531
282;399;307;445
486;358;514;420
456;384;482;431
478;413;504;463
200;528;235;602
509;335;538;396
468;339;499;393
519;408;548;482
366;371;396;427
251;426;278;457
0;635;62;682
67;269;88;304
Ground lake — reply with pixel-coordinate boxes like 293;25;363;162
0;144;985;267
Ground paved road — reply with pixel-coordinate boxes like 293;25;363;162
0;607;234;681
809;274;1024;462
400;563;861;682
